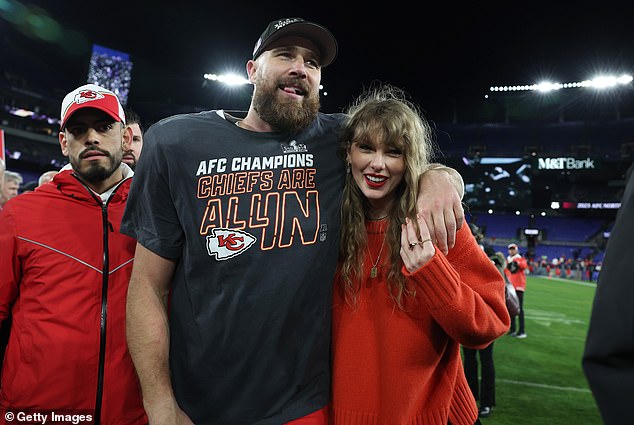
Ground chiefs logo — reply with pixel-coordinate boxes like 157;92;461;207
206;228;256;260
74;90;105;104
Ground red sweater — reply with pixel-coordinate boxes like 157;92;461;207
331;222;510;425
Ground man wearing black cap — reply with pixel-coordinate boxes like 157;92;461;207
122;18;465;425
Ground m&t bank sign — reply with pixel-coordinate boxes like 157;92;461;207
535;157;600;170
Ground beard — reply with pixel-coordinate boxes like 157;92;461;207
122;151;137;170
252;76;320;134
71;148;121;185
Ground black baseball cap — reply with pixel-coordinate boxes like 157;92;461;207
252;18;338;67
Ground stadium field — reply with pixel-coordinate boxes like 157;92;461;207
473;275;602;424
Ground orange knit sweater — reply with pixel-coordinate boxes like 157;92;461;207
331;222;510;425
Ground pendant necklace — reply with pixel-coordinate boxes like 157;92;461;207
370;231;388;278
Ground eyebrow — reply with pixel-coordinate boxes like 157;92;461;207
67;118;116;127
271;45;320;62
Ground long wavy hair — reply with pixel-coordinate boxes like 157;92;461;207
337;83;436;308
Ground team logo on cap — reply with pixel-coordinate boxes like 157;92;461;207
273;17;302;30
74;89;105;105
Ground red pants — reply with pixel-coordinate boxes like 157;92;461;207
285;406;328;425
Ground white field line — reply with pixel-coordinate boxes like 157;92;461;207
499;276;594;395
498;378;591;393
538;276;597;288
522;309;586;326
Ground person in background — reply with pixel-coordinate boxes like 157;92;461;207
0;170;23;208
20;170;59;192
0;83;146;424
121;18;466;425
38;170;59;186
505;242;528;338
462;251;508;419
330;84;509;425
583;163;634;425
0;157;5;192
469;222;494;257
122;106;144;170
0;157;6;379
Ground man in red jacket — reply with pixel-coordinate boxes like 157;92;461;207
505;243;529;338
0;84;147;424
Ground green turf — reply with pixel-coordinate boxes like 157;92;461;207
471;275;602;424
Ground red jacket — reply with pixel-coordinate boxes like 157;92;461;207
0;169;146;425
505;253;528;291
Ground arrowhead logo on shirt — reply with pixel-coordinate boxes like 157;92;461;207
206;228;256;260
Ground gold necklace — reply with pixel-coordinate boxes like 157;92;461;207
369;231;388;278
366;215;388;221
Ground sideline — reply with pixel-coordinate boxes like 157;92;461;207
498;378;591;393
533;275;597;288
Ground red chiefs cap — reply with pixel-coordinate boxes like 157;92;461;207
60;84;125;129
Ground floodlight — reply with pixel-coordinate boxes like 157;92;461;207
204;73;250;86
489;73;633;94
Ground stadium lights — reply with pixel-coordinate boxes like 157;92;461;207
4;105;58;125
8;108;34;118
203;73;250;86
489;73;633;93
203;73;330;95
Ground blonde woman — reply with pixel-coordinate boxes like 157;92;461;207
331;84;510;425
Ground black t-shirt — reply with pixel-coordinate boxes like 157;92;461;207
121;110;346;424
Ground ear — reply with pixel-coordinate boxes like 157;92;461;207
122;124;133;151
59;131;69;157
246;60;257;84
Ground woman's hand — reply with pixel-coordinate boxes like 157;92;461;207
400;216;436;273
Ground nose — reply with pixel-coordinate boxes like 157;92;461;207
369;152;386;170
288;57;308;78
84;127;101;145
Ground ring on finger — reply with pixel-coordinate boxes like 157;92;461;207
408;242;417;250
418;238;432;247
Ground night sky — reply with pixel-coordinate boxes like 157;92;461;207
3;0;634;125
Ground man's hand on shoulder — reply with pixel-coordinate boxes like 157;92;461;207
417;165;465;255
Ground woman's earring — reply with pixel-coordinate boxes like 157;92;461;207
346;162;351;174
